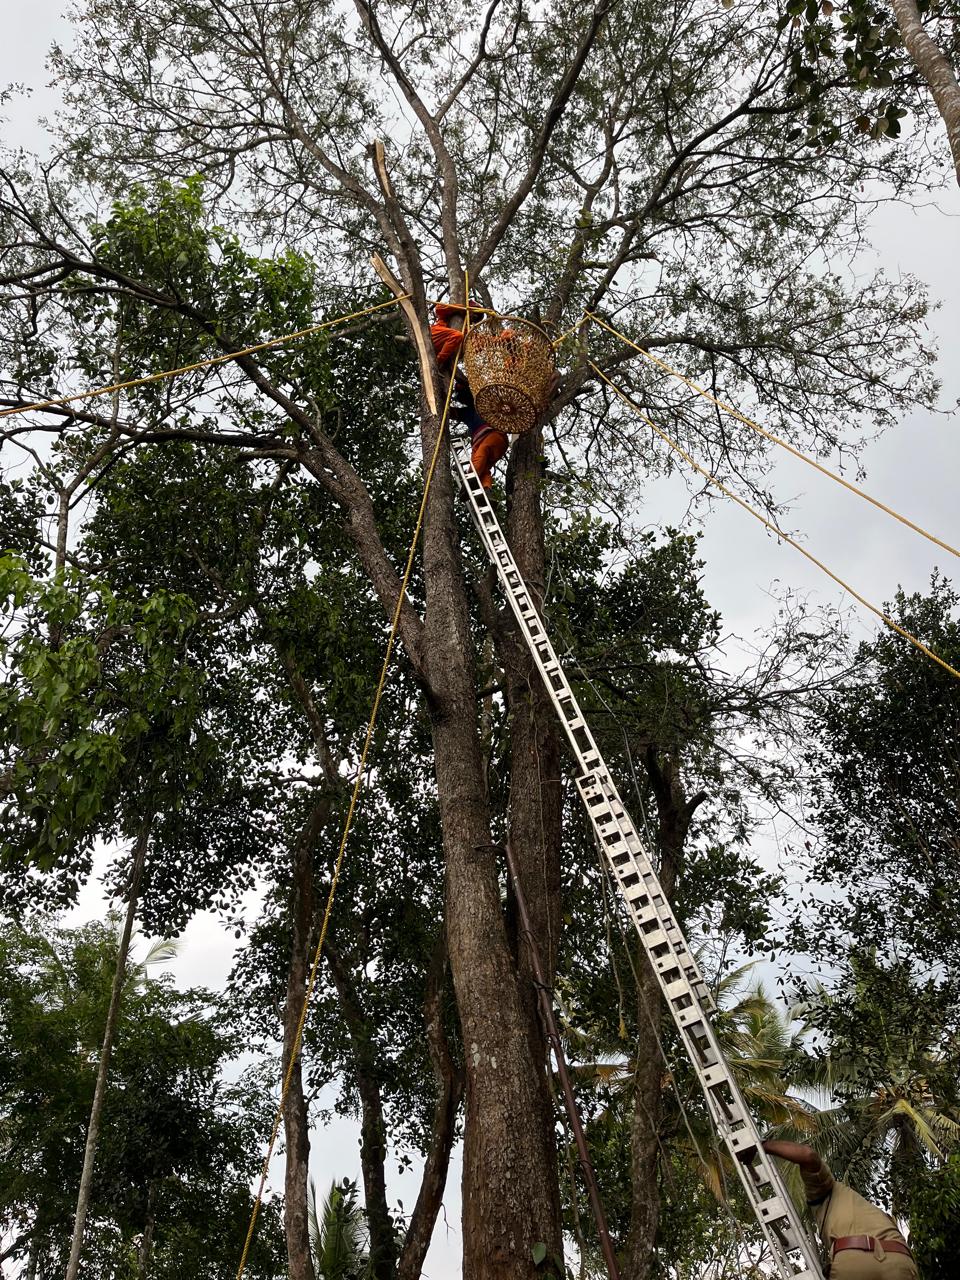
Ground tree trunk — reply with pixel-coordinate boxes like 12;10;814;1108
65;816;153;1280
890;0;960;184
622;751;706;1280
136;1181;157;1280
419;414;563;1277
621;956;665;1280
502;427;565;994
24;1235;39;1280
284;802;327;1280
323;939;398;1280
398;931;464;1280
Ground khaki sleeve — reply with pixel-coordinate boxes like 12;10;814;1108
800;1158;835;1204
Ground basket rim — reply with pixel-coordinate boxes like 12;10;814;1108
460;310;555;347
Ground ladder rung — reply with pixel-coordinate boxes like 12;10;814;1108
452;442;822;1279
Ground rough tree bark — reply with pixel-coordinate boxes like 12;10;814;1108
890;0;960;184
621;749;707;1280
422;453;565;1276
497;426;566;1231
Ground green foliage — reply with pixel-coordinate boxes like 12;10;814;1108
908;1154;960;1280
0;556;208;910
77;177;332;406
798;576;960;1008
308;1178;372;1280
0;918;283;1278
796;952;960;1215
780;0;933;147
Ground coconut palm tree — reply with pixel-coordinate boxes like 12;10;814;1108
563;962;823;1204
791;957;960;1217
307;1178;372;1280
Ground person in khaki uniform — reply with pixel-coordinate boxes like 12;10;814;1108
762;1141;918;1279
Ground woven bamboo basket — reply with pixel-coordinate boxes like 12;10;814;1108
462;317;556;434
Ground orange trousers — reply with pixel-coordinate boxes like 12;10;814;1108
472;429;509;488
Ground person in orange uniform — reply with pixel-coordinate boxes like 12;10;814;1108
761;1141;918;1278
451;375;509;489
430;301;470;366
429;302;509;489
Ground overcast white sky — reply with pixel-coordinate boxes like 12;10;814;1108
2;5;959;1275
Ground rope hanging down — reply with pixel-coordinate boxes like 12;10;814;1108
590;360;960;683
234;365;460;1280
586;311;960;564
0;296;408;421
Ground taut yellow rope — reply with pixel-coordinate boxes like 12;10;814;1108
0;296;407;421
590;360;960;683
586;311;960;564
234;360;460;1280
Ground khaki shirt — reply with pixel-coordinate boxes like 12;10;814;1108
802;1162;907;1249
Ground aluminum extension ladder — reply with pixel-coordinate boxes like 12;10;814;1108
452;439;821;1280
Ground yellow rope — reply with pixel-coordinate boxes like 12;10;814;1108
233;346;458;1280
551;316;587;349
589;361;960;683
0;296;408;421
585;311;960;564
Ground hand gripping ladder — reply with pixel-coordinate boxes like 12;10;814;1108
452;439;821;1279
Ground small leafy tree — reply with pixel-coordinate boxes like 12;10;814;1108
908;1153;960;1280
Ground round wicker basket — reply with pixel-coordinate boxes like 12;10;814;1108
462;316;556;434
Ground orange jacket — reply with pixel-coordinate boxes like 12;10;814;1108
430;302;469;366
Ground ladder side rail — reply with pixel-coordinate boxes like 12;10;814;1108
455;441;712;1003
582;771;714;1006
575;774;821;1278
452;443;822;1279
453;443;606;771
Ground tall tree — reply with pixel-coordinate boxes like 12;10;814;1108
0;2;945;1272
0;919;284;1279
796;576;960;1009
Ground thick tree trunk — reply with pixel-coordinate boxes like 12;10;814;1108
890;0;960;184
398;932;464;1280
419;415;563;1277
283;803;326;1280
65;817;152;1280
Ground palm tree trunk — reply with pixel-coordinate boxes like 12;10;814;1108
890;0;960;184
64;816;153;1280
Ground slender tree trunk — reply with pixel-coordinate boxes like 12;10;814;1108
324;940;397;1280
24;1235;39;1280
136;1181;157;1280
419;415;563;1276
503;427;565;993
284;803;327;1280
622;958;665;1280
622;752;706;1280
398;931;464;1280
64;816;153;1280
890;0;960;184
